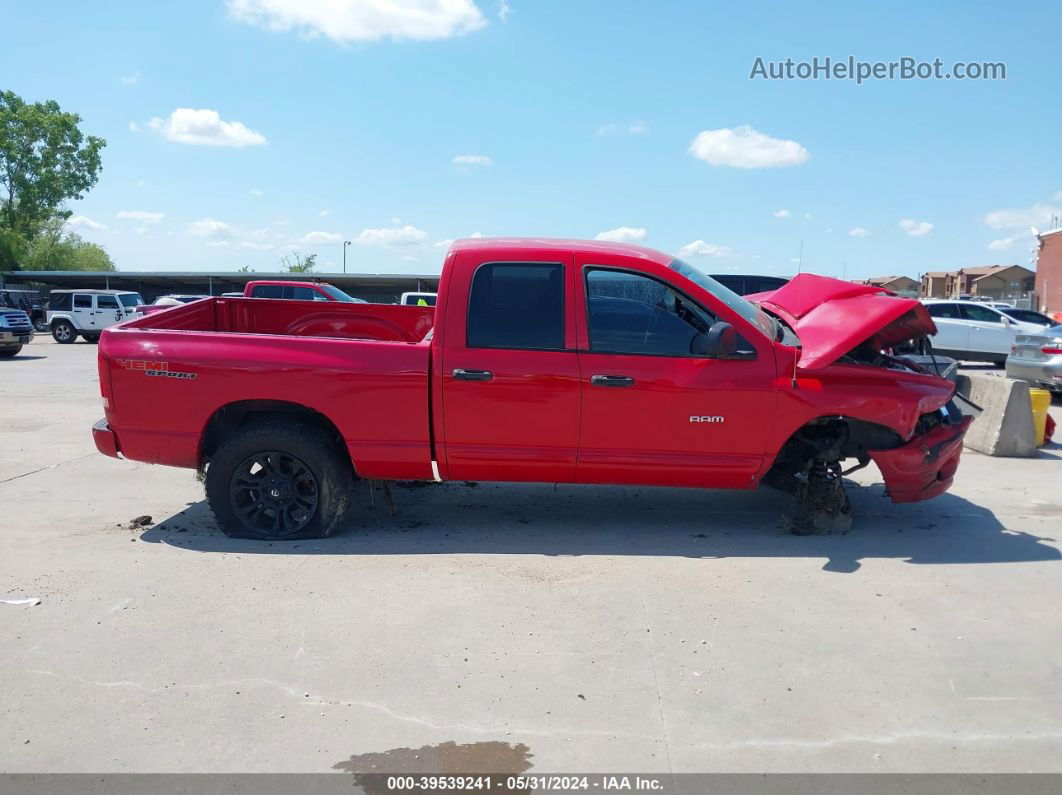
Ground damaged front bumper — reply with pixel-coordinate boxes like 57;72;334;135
869;414;973;503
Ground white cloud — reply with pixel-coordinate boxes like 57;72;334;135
988;237;1017;251
689;125;808;169
301;230;343;245
434;238;455;249
67;215;107;232
116;210;164;223
319;209;330;217
984;203;1062;230
804;212;813;219
135;179;148;188
119;70;141;86
595;226;647;243
772;209;791;219
240;241;276;251
677;240;734;258
128;121;140;132
498;0;511;21
849;227;871;237
250;188;264;196
596;121;649;136
899;218;933;237
187;218;236;243
356;225;427;246
147;108;266;147
227;0;486;43
453;154;493;166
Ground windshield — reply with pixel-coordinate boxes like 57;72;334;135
1001;308;1051;325
319;285;365;303
668;258;776;339
118;294;144;307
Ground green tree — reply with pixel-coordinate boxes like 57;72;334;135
281;252;316;273
0;90;106;256
21;219;114;271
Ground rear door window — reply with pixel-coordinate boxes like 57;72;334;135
96;295;120;309
251;285;284;298
48;293;73;311
960;304;1002;323
74;295;92;309
467;263;565;350
927;303;961;319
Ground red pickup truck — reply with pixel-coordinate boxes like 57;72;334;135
93;238;970;539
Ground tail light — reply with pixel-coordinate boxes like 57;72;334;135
1042;345;1062;354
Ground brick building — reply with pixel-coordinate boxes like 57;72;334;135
1034;228;1062;318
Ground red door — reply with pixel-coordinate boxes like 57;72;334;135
438;252;582;482
574;258;778;489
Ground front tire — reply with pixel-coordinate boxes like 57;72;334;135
51;321;77;344
205;420;355;540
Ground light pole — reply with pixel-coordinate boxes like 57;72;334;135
342;240;351;274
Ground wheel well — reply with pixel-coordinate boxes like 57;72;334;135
763;416;904;493
199;400;348;467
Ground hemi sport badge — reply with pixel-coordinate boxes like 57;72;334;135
117;359;197;380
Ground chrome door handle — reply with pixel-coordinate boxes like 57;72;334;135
452;368;494;381
590;374;635;387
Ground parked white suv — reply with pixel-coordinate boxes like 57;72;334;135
923;300;1052;364
46;289;144;344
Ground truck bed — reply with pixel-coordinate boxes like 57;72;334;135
121;296;434;342
98;297;435;480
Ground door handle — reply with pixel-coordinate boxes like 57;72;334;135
590;374;635;387
452;368;494;381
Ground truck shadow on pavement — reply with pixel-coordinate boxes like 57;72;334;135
137;480;1061;573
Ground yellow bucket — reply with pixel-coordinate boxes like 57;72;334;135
1029;388;1051;446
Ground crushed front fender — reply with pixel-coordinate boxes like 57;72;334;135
869;415;973;504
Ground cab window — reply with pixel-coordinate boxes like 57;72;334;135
96;295;120;309
585;268;718;356
74;295;92;309
467;263;564;350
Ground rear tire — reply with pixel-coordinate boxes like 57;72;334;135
0;346;21;357
205;420;355;540
83;334;100;344
51;321;77;344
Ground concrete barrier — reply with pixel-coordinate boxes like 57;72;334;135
956;373;1038;457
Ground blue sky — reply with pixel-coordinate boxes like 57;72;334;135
4;0;1061;278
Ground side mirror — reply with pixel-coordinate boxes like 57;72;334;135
692;321;738;357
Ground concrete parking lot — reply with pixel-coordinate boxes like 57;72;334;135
2;338;1062;773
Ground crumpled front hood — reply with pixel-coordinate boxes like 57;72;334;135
754;273;937;370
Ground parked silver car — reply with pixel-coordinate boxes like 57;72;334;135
1006;324;1062;394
